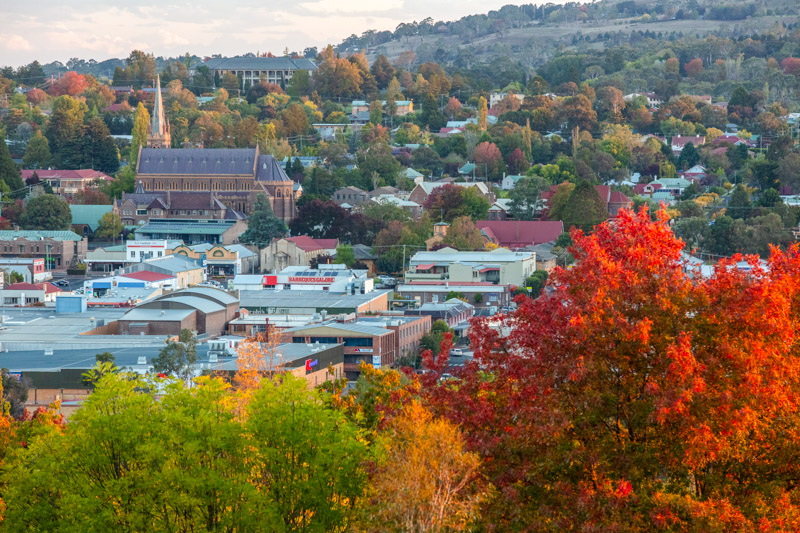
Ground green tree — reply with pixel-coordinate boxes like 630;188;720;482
102;166;136;200
152;328;197;382
420;319;452;353
446;291;465;301
509;176;549;220
524;270;549;298
129;102;149;169
46;95;87;169
369;100;383;126
94;212;123;240
561;181;607;232
84;118;120;174
20;194;72;230
287;70;310;97
22;130;51;169
728;184;751;219
677;142;700;169
239;194;288;246
334;244;356;267
0;130;24;195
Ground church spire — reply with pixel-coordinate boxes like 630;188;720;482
146;74;171;148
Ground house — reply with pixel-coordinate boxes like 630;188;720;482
477;220;564;250
350;244;377;275
713;135;753;147
501;174;526;190
486;199;513;221
20;169;113;201
401;168;424;181
671;135;706;154
541;185;632;218
332;186;369;207
281;156;320;170
489;92;525;109
0;258;50;283
408;181;494;206
634;182;663;197
681;165;708;182
0;282;65;306
649;177;692;197
406;247;536;287
196;56;318;89
312;123;348;141
370;195;422;218
458;163;476;177
404;298;476;328
368;185;400;198
351;100;413;116
261;236;338;273
0;230;88;270
69;204;114;238
623;92;663;107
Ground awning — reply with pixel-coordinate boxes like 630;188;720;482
91;281;111;289
415;264;435;270
478;267;499;273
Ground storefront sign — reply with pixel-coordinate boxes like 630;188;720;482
305;359;319;373
289;276;335;284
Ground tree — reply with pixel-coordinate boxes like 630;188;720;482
370;55;395;89
369;100;383;126
684;57;704;78
442;216;485;251
728;184;751;219
546;181;575;221
289;200;349;239
152;329;197;382
478;96;488;131
677;142;700;169
129;102;149;168
84;118;120;174
0;131;24;195
334;244;356;267
560;94;597;132
473;142;504;180
47;95;87;169
48;71;88;96
560;181;607;231
94;212;123;240
368;401;488;532
427;206;800;529
509;176;549;220
424;184;488;222
20;194;71;230
22;131;51;169
420;320;451;353
239;194;288;246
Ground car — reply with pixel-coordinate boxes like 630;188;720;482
450;348;464;357
55;279;70;287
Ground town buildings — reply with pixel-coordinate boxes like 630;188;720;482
0;230;88;270
20;169;113;201
260;236;338;273
406;247;537;287
477;220;564;249
115;186;246;227
197;56;318;89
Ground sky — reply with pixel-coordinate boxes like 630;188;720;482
1;0;520;67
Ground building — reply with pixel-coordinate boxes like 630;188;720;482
486;199;513;221
351;100;413;116
541;185;632;218
69;204;114;238
83;271;177;296
370;195;422;218
649;177;692;197
408;181;494;206
0;258;49;283
115;185;246;227
406;247;536;287
133;219;247;245
477;220;564;250
0;230;88;270
239;289;390;315
398;282;511;312
356;314;432;361
198;56;318;89
501;174;526;190
333;186;369;207
671;135;706;154
312;123;348;141
235;265;373;293
124;255;205;289
0;281;65;305
147;75;171;148
405;298;475;328
135;146;295;222
20;169;113;201
261;236;338;273
116;286;237;336
283;322;397;379
171;243;257;276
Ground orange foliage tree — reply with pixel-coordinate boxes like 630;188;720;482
425;206;800;530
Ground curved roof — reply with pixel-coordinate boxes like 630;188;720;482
144;295;225;314
176;286;239;305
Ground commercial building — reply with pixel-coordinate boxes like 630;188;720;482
356;315;431;362
115;186;246;227
124;255;205;289
406;247;536;287
0;282;66;306
0;258;50;283
405;299;475;329
261;236;338;273
171;243;258;276
397;281;511;312
239;289;390;315
133;219;247;245
0;230;88;270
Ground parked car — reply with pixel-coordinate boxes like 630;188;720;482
450;348;464;357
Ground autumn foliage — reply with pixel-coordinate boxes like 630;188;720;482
426;206;800;530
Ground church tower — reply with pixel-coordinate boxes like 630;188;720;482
146;74;171;148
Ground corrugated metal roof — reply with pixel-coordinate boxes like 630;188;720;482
69;204;114;231
285;322;391;336
121;307;195;322
0;230;83;242
202;57;317;71
135;221;234;236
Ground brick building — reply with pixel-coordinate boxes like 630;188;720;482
115;186;246;227
0;230;88;270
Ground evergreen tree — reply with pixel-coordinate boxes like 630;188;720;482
290;157;305;180
0;131;24;196
239;194;288;246
678;142;700;169
420;93;444;131
561;181;608;232
19;194;72;230
84;118;120;174
46;95;87;169
22;131;51;170
728;184;751;219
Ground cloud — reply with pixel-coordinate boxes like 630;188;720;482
298;0;403;14
3;34;32;51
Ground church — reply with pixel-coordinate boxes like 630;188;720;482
134;76;296;222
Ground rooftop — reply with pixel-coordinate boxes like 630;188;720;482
201;56;317;72
135;220;235;236
0;230;83;242
69;205;114;231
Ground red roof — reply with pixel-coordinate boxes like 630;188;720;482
415;263;435;270
285;236;338;252
121;271;175;282
671;136;706;147
21;169;113;181
3;282;62;293
476;220;564;249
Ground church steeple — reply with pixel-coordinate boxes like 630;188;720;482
146;74;171;149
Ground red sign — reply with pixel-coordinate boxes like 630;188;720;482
262;275;277;285
289;276;335;284
305;359;319;373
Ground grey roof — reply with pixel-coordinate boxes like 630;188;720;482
351;244;376;260
285;322;391;336
137;148;258;176
202;57;317;71
0;230;83;242
121;307;196;322
146;295;225;314
131;256;203;274
0;345;214;372
176;286;238;305
255;155;291;182
239;289;390;311
135;220;234;236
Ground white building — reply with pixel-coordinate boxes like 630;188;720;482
406;247;536;287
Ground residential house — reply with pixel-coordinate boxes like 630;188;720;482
623;92;663;107
0;258;49;283
541;185;632;218
408;181;494;207
261;236;338;273
671;135;706;154
486;199;513;221
649;177;692;197
501;174;526;190
0;230;88;270
477;220;564;250
351;100;413;116
332;186;369;207
20;169;113;201
681;164;708;182
312;123;348;141
370;195;422;218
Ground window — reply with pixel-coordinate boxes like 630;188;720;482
137;209;147;215
344;337;373;347
308;337;338;344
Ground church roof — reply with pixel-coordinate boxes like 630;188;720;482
255;155;292;182
137;148;258;175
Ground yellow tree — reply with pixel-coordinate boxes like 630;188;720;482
369;401;490;532
129;102;149;168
